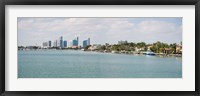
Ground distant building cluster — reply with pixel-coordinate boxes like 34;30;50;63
42;41;51;48
52;36;67;48
42;36;90;49
118;40;128;45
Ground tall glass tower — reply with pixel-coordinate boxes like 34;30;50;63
77;37;79;46
59;36;63;48
64;41;67;48
83;40;88;48
72;39;77;46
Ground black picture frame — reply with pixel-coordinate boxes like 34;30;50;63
0;0;200;96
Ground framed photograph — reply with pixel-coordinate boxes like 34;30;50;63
0;0;200;95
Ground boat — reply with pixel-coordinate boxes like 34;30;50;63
143;51;155;56
145;52;155;55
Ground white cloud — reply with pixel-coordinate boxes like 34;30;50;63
18;18;182;46
135;20;182;43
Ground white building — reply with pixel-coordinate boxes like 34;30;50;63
68;40;73;47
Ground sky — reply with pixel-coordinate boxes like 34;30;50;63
18;17;182;46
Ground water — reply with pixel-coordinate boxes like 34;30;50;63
18;50;182;78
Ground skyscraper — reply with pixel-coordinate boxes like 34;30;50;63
48;41;51;47
59;36;63;48
53;40;57;47
83;40;88;48
72;39;77;46
77;37;79;46
82;38;91;48
64;41;67;48
69;40;73;47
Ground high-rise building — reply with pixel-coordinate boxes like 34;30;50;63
77;37;79;46
82;38;91;48
87;38;90;45
59;36;63;48
69;40;73;47
83;40;88;48
72;39;77;46
57;39;60;47
64;41;67;48
53;40;57;47
47;41;51;47
71;37;79;46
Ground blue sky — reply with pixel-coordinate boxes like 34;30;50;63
18;17;182;46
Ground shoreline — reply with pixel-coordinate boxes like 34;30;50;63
84;50;182;58
18;49;182;58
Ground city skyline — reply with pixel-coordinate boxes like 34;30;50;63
42;36;91;48
18;17;182;46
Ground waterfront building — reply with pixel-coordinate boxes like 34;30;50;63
77;37;79;46
176;43;182;54
69;40;73;47
59;36;63;48
83;40;88;48
93;44;101;48
72;39;77;46
162;48;173;54
87;38;90;45
71;37;79;46
88;44;101;51
64;41;67;48
57;40;60;47
135;47;145;52
82;38;91;48
47;41;51;47
53;40;57;47
147;45;153;51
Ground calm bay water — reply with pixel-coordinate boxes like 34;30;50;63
18;50;182;78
